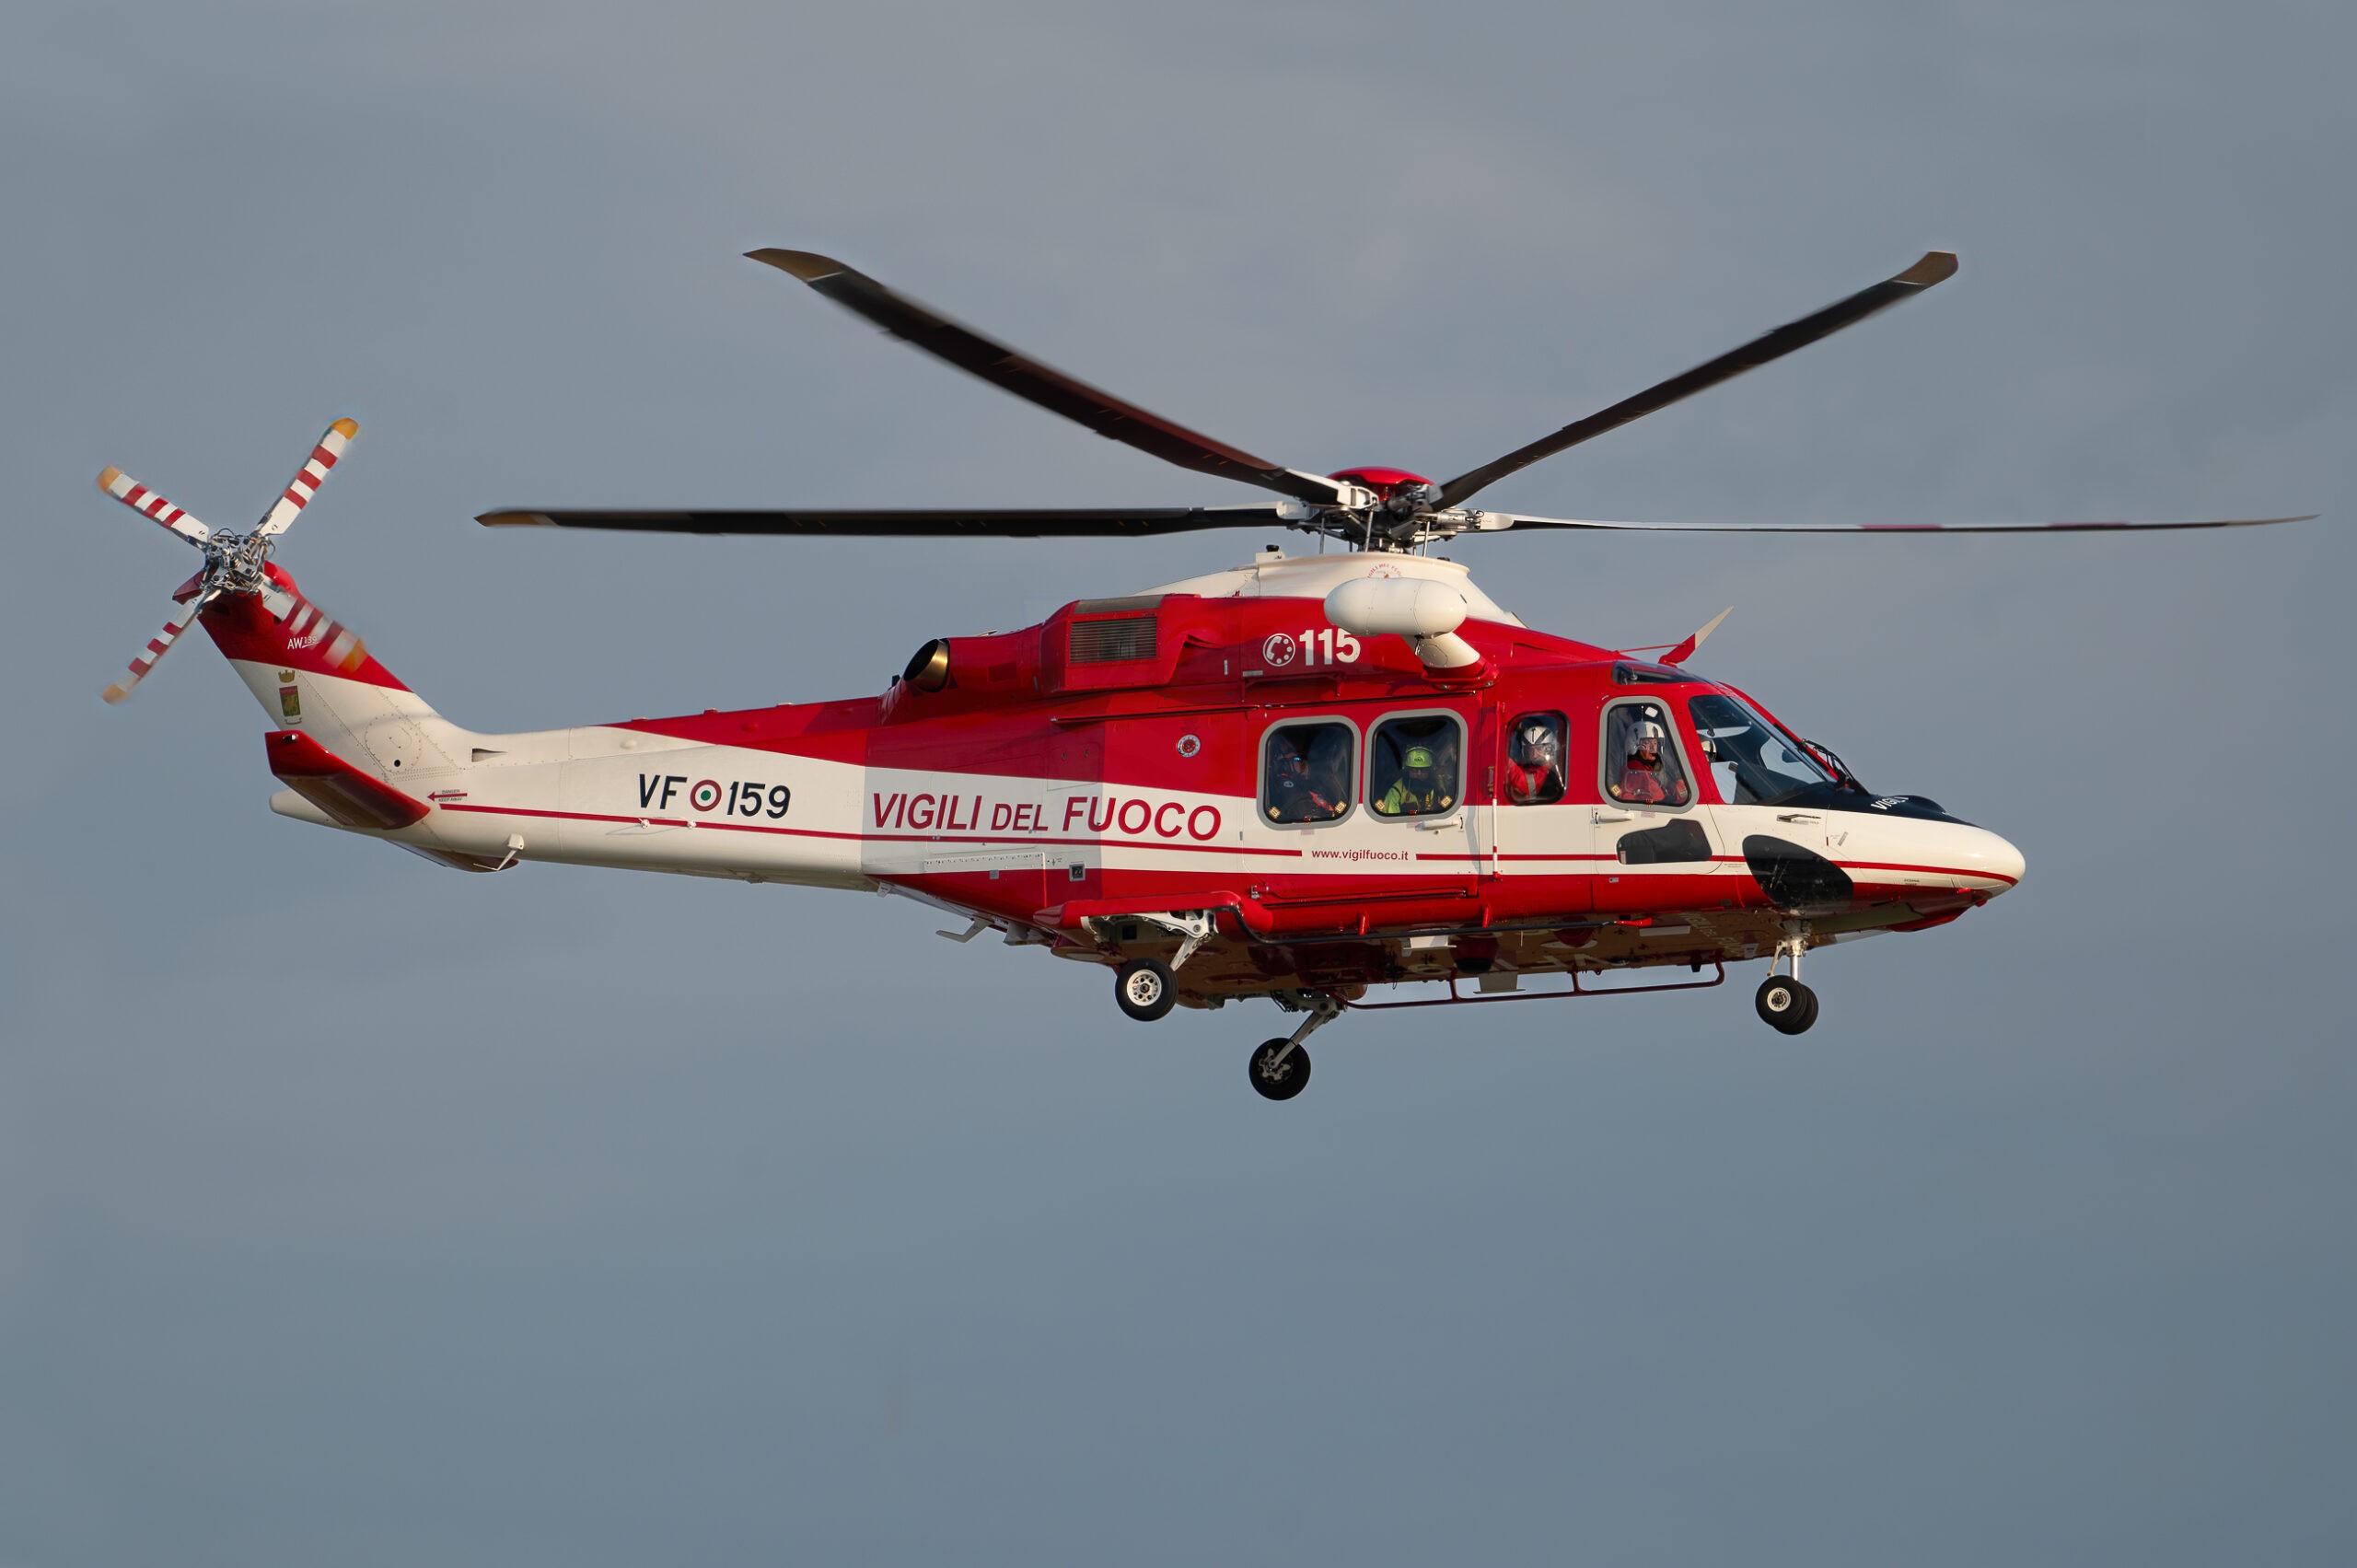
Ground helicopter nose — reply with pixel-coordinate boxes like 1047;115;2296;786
1965;827;2026;893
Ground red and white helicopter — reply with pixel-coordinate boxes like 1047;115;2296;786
99;249;2308;1098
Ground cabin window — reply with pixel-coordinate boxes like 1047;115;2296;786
1368;713;1465;819
1686;693;1834;806
1260;720;1354;826
1601;700;1693;809
1503;711;1568;805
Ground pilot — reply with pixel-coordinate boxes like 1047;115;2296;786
1267;749;1340;823
1611;717;1689;807
1378;744;1456;817
1503;719;1562;804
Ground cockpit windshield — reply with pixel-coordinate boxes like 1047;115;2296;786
1688;693;1836;806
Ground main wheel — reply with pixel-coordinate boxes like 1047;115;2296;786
1248;1039;1312;1101
1755;974;1817;1035
1115;957;1177;1022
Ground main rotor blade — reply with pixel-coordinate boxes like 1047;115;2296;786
254;417;358;538
478;505;1295;539
97;467;212;545
1436;252;1960;509
1488;512;2317;534
101;587;216;704
746;249;1343;507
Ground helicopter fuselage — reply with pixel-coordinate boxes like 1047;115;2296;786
219;552;2022;1009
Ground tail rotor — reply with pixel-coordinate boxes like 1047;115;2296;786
94;418;361;703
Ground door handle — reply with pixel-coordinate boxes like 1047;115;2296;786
1777;812;1821;824
1414;815;1464;832
1592;809;1631;824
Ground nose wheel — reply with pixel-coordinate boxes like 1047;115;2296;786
1755;931;1819;1034
1755;974;1818;1034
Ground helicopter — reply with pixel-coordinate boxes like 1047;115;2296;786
96;248;2309;1099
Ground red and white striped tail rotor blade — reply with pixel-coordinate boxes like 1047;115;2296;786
97;466;212;545
101;588;217;704
277;586;372;675
254;417;359;539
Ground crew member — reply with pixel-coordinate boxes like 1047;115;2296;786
1267;750;1341;822
1377;745;1456;817
1611;718;1689;807
1503;719;1563;805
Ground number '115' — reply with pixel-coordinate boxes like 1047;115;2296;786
1297;628;1362;665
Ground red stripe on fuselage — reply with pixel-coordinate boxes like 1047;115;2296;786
434;801;1306;855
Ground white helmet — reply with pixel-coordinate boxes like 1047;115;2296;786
1631;717;1666;748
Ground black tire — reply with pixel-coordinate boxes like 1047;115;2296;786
1755;974;1816;1035
1248;1039;1311;1101
1115;957;1177;1022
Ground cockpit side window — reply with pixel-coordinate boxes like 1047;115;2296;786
1687;692;1835;806
1368;713;1465;819
1260;719;1354;826
1602;700;1693;809
1503;711;1568;805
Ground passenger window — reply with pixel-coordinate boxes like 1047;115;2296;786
1602;701;1691;808
1503;711;1568;805
1368;714;1464;819
1261;720;1353;825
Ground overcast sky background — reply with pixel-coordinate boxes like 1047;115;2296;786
4;2;2352;1563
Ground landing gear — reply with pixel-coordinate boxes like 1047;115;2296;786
1249;1039;1312;1099
1115;957;1177;1022
1249;993;1340;1100
1755;929;1819;1035
1755;974;1818;1034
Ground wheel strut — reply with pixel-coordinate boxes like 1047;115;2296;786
1270;993;1341;1069
1248;993;1341;1102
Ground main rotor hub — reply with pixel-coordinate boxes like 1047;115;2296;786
1309;466;1456;551
1328;466;1434;500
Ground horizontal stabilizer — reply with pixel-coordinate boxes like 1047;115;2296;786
265;729;428;830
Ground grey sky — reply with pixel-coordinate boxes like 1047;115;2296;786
5;2;2352;1562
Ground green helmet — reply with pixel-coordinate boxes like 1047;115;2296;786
1403;746;1435;769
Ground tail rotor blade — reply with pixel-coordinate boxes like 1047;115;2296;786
254;418;359;538
274;584;371;674
102;588;216;704
97;467;212;545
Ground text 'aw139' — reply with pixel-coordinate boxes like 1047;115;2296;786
99;248;2311;1099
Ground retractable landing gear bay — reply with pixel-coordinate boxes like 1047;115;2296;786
1250;994;1340;1102
1115;957;1177;1022
1755;931;1819;1035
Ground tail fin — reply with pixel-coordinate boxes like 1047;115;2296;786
200;563;460;777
